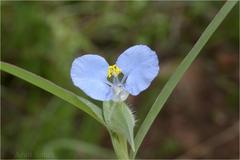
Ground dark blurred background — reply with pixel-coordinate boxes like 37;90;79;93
1;1;239;159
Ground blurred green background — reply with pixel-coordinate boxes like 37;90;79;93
1;1;239;159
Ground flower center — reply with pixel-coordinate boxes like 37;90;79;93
106;65;128;101
108;64;121;78
112;84;129;102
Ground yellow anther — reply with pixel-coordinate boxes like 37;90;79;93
108;64;121;78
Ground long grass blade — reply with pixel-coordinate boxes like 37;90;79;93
132;1;237;158
0;62;104;124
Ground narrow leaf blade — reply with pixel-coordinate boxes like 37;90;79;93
132;1;237;158
0;61;104;124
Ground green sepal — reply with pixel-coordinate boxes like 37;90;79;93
103;101;135;153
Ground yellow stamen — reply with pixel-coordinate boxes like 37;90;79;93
108;64;121;78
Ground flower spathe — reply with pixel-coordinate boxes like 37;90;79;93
70;45;160;101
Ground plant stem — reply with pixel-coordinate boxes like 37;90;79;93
110;132;129;159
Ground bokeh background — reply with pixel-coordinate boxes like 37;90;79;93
1;1;239;159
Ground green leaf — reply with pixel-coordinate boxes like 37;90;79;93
131;1;238;158
103;101;135;153
0;61;105;125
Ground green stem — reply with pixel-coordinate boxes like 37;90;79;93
131;0;237;159
110;132;129;159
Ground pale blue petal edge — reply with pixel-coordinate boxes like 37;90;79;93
116;45;159;95
70;54;113;101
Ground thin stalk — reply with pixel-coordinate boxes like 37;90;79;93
110;132;129;159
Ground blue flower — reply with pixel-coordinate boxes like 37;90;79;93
71;45;159;101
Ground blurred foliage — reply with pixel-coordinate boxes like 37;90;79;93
1;1;239;159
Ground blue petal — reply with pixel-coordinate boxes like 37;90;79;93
116;45;159;95
70;55;113;101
